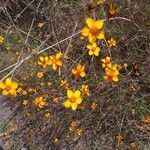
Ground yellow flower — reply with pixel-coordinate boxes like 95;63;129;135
81;18;104;43
28;88;35;92
114;64;121;71
72;64;86;78
101;56;112;68
44;112;51;118
80;85;90;96
33;96;47;108
104;65;119;83
38;56;49;68
116;134;124;143
60;79;69;89
108;3;118;17
17;88;22;93
0;35;4;44
49;52;63;70
86;42;101;56
76;128;83;136
91;102;97;110
97;0;106;4
23;100;28;106
63;90;82;111
53;97;59;103
108;38;116;47
37;72;43;78
47;82;52;87
69;121;77;131
54;137;59;143
143;115;150;124
0;78;18;96
37;22;44;28
22;90;27;95
123;63;128;68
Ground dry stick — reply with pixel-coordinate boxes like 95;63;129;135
11;18;36;78
0;62;20;74
1;17;135;79
1;32;80;81
62;21;78;76
104;37;112;58
64;21;78;56
17;0;43;61
0;27;55;74
11;0;44;77
14;0;36;21
51;19;62;52
37;32;80;55
108;17;141;30
15;27;55;49
0;16;133;74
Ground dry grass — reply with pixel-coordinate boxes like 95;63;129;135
0;0;150;149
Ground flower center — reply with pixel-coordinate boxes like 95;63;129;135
5;86;11;91
91;47;96;52
90;27;99;35
70;96;76;103
42;60;46;64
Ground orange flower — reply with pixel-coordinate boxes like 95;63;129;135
0;78;18;96
143;115;150;124
86;42;101;56
108;38;116;47
108;4;118;17
37;22;44;28
81;18;104;43
104;65;119;83
60;79;69;89
37;72;43;78
63;90;82;111
80;85;90;96
91;102;97;110
49;52;63;70
69;121;77;131
38;56;49;68
101;56;112;68
0;35;4;44
116;134;124;143
33;96;47;108
72;64;86;78
97;0;106;4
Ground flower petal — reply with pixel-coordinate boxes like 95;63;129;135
89;50;93;55
57;60;62;66
74;90;81;98
94;51;99;56
76;98;82;104
71;103;78;111
9;89;16;95
52;64;57;70
95;20;104;29
63;100;71;108
112;76;119;82
67;90;73;98
12;82;18;89
80;72;86;77
86;18;94;28
2;90;9;96
56;52;62;59
0;82;5;89
88;34;96;43
5;78;12;86
86;45;92;50
81;27;90;37
97;31;105;39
